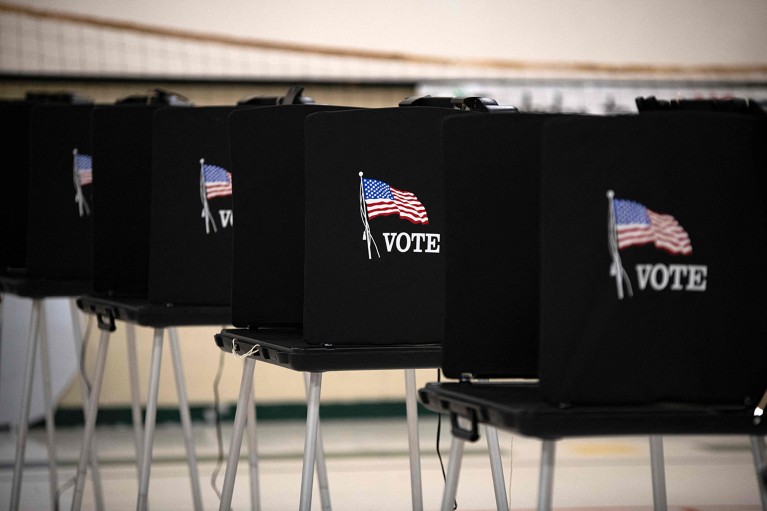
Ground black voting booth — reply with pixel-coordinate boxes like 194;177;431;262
0;100;34;277
215;104;357;511
538;112;767;406
1;99;95;295
0;91;93;282
417;108;767;511
71;94;246;511
1;96;106;511
212;98;516;511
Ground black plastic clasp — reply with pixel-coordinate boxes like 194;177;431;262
399;95;517;112
450;410;480;442
116;87;193;106
237;85;315;106
96;309;117;332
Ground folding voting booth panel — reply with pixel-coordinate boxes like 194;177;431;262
539;111;767;406
303;106;467;346
417;109;767;511
229;104;353;329
90;104;159;299
0;100;34;275
27;104;95;283
149;106;237;307
440;112;552;380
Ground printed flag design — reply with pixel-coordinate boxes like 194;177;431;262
200;160;233;234
72;149;91;217
202;163;233;199
362;178;428;225
613;198;692;255
75;153;92;186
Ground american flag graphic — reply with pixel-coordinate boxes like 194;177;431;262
362;178;428;225
75;153;92;186
613;198;692;255
202;163;232;199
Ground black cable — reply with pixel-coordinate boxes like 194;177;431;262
210;350;228;509
78;315;94;394
434;369;458;510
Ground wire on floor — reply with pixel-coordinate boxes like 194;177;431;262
434;369;458;510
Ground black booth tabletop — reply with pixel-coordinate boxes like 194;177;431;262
214;328;442;373
418;381;767;441
0;273;91;299
76;294;230;328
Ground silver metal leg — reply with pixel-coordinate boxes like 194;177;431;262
126;323;144;476
303;372;331;511
69;300;104;510
168;328;203;511
476;378;509;511
750;435;767;510
219;357;256;511
441;434;465;511
299;372;323;511
245;380;261;511
71;328;111;511
38;304;59;509
537;440;556;511
484;425;509;511
136;328;165;511
404;369;423;511
649;435;668;511
9;299;42;511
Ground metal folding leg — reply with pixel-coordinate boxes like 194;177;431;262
649;436;668;511
126;323;144;477
440;434;465;511
136;328;165;511
245;381;261;511
404;369;424;511
168;327;204;511
750;435;767;510
439;420;508;511
69;300;104;510
485;425;509;511
38;304;59;508
537;440;556;511
9;299;57;511
219;357;257;511
302;372;332;511
476;378;508;511
71;328;111;511
299;372;323;511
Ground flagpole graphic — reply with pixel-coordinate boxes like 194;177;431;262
72;148;91;217
200;158;217;234
607;190;632;299
359;172;380;260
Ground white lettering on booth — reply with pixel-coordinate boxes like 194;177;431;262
635;264;707;292
219;210;233;228
382;233;440;253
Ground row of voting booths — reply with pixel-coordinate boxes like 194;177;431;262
2;88;767;511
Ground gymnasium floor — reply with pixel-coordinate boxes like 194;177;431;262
0;415;763;510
